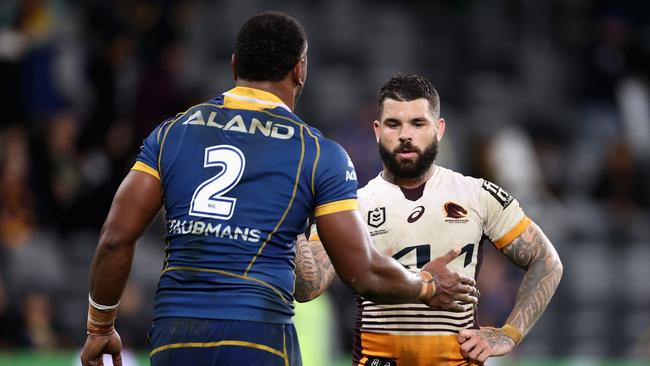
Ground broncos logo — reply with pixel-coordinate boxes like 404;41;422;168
444;202;467;219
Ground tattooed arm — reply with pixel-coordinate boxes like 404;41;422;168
294;234;336;302
501;221;563;337
458;221;563;363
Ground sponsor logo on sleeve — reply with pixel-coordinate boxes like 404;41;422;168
345;154;357;181
481;180;514;208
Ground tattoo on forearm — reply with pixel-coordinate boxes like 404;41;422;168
501;223;563;337
294;235;336;302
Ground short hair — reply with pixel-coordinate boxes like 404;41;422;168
234;12;307;82
377;73;440;118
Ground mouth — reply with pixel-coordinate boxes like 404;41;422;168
396;150;418;159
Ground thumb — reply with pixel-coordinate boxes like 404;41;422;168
437;247;461;265
457;329;474;343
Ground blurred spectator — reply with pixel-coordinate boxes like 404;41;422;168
0;126;35;248
21;290;60;350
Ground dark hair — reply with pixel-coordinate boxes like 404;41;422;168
234;12;307;82
377;73;440;117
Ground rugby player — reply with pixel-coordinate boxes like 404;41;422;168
296;73;563;365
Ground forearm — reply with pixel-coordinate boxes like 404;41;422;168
88;228;136;305
502;223;563;338
315;210;423;305
358;249;422;304
294;235;336;302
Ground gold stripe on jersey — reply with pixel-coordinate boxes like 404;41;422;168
357;333;478;366
314;199;358;217
131;161;160;180
244;125;305;276
494;216;531;249
150;339;285;358
310;135;320;196
223;87;291;112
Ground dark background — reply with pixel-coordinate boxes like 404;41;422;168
0;0;649;362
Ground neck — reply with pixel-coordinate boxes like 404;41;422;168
235;79;296;111
382;165;436;189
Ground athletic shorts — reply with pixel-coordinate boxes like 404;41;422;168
148;318;302;366
355;332;479;366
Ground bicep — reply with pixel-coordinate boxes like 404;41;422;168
101;170;163;244
500;221;557;269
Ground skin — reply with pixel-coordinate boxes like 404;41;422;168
80;46;478;365
458;222;563;363
295;97;563;363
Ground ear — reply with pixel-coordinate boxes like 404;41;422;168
291;57;306;87
373;120;381;143
435;118;446;142
230;54;237;80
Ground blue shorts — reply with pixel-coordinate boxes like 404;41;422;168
148;318;302;366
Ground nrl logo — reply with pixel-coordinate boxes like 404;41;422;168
368;207;386;228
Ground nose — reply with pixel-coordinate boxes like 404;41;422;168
398;125;413;142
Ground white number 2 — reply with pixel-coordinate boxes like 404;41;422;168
189;145;245;220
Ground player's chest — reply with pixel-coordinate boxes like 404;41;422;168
360;194;483;272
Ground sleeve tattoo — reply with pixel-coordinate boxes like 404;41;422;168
294;234;336;302
501;222;563;338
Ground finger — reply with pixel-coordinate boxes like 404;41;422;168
437;247;461;264
477;348;491;363
460;333;480;353
97;357;104;366
444;302;467;312
458;329;475;343
112;352;123;366
457;284;475;293
455;294;479;305
469;344;485;362
459;276;476;287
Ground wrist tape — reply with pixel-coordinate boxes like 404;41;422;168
87;295;119;335
417;271;436;301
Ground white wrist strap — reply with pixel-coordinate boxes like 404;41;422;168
88;294;120;311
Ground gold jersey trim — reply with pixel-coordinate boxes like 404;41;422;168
494;216;531;249
131;161;160;180
314;199;358;217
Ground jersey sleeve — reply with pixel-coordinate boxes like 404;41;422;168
480;179;531;249
312;139;358;217
131;122;168;180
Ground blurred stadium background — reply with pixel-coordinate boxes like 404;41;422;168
1;0;649;365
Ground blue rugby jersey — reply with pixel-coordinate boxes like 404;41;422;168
132;87;358;324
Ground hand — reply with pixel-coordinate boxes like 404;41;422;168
458;327;516;363
421;248;478;311
80;331;123;366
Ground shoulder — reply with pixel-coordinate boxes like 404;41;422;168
436;166;484;191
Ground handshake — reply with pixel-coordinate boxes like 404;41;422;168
417;248;479;312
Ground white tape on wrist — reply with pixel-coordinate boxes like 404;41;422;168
88;294;120;311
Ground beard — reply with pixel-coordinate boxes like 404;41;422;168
379;138;438;180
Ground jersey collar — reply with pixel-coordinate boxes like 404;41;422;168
222;86;292;112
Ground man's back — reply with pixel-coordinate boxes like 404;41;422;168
134;86;357;324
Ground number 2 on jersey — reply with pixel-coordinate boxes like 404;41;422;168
189;145;246;220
